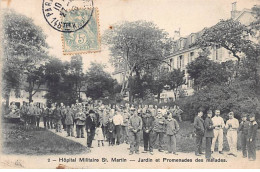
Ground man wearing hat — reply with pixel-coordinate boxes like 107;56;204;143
86;110;97;149
121;108;130;144
75;108;86;138
204;110;214;160
194;111;205;156
225;112;239;157
128;107;142;155
141;109;155;153
248;114;258;161
150;109;166;153
211;109;225;154
238;113;250;158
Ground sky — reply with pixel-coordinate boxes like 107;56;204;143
1;0;259;73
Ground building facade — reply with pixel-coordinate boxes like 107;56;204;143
112;3;255;102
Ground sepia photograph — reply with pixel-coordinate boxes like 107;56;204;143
0;0;259;169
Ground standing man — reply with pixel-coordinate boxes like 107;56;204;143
60;103;67;131
35;104;42;130
225;112;239;157
128;107;142;155
65;106;74;137
86;110;96;149
27;102;35;129
141;109;155;153
42;105;49;129
54;105;62;133
204;110;214;160
248;114;258;161
194;111;205;156
20;102;28;130
211;109;225;154
113;110;123;145
121;108;130;144
239;114;250;158
49;104;55;129
75;108;86;138
150;109;166;153
165;113;180;154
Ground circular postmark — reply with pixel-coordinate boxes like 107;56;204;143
42;0;94;32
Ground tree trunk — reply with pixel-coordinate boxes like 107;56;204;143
157;92;160;103
174;89;177;101
29;92;33;103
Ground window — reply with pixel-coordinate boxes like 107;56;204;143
190;52;194;62
216;45;221;61
170;59;173;70
191;35;195;44
178;55;183;69
181;55;184;68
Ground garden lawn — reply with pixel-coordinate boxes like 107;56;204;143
2;122;88;155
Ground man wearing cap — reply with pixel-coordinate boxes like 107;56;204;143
194;111;205;156
121;108;130;144
86;110;97;149
150;109;166;153
211;109;225;154
113;110;123;145
75;108;86;138
248;114;258;161
225;112;239;157
141;109;155;154
128;108;142;155
60;103;67;131
204;110;214;160
239;113;250;158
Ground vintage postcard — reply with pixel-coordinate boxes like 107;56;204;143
0;0;260;169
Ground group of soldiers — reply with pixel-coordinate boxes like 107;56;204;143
9;100;258;161
194;109;258;161
17;101;183;154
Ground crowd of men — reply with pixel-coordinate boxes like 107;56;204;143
7;100;258;161
194;110;258;161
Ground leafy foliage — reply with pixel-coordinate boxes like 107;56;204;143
2;10;49;103
103;20;173;101
166;69;185;100
85;62;120;100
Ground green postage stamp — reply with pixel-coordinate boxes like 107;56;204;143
62;8;100;55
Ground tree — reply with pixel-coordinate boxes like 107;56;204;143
103;20;173;101
150;67;169;102
85;62;120;100
67;55;85;100
187;54;231;90
194;19;253;63
166;69;185;100
25;65;46;103
2;10;49;103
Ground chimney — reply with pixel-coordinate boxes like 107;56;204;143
174;28;181;40
231;2;240;19
232;2;237;11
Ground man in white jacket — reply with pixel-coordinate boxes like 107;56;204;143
225;112;239;157
113;110;123;145
211;109;225;154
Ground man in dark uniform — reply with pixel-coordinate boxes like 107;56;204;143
141;109;154;153
60;103;67;131
42;104;49;129
238;113;250;158
204;110;214;160
49;104;55;129
86;110;96;150
194;111;205;156
248;114;258;161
